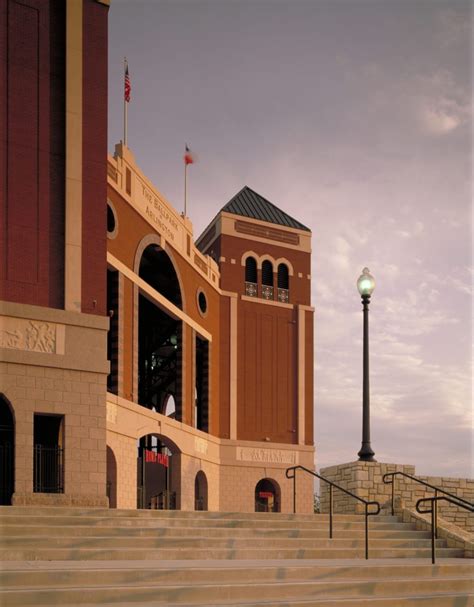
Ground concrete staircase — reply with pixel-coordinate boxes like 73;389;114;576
0;506;472;606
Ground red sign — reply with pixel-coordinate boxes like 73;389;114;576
144;449;169;467
258;491;273;499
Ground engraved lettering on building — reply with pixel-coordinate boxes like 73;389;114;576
237;447;296;465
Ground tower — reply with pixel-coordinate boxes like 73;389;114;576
197;186;314;449
0;0;110;506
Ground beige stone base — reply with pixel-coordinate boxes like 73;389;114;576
107;393;315;513
12;492;109;507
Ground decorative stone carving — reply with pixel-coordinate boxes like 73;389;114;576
194;437;208;454
0;317;65;354
106;402;118;424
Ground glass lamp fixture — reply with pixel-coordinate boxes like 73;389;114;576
357;267;375;297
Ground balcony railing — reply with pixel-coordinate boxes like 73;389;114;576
262;285;274;300
278;288;289;303
245;281;258;297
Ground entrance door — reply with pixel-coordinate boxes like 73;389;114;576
255;478;280;512
137;435;179;509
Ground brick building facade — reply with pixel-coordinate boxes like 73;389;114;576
0;0;315;512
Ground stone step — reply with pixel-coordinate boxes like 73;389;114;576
0;535;446;550
0;546;464;561
1;561;472;587
1;576;473;606
0;515;405;530
0;524;432;539
43;595;472;607
0;507;396;521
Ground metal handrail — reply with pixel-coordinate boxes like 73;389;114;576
383;471;472;540
286;465;381;559
416;495;474;564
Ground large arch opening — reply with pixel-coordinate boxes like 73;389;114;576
255;478;281;513
139;244;182;308
0;395;14;505
137;434;180;510
106;446;117;508
138;245;183;418
194;471;208;511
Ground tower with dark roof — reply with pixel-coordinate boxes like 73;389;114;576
197;186;314;448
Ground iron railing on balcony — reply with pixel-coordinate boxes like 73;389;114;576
245;281;258;297
286;465;380;559
277;288;289;303
261;285;274;300
416;495;473;563
33;445;64;493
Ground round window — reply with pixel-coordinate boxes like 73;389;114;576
107;203;118;238
197;290;207;316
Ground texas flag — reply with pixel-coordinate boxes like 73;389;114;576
184;144;195;165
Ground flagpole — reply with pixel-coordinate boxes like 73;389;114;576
184;160;187;217
124;57;128;146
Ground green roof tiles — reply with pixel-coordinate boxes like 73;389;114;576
222;186;311;232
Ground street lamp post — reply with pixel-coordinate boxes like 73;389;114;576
357;267;376;462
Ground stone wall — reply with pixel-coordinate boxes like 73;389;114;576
320;461;473;532
106;393;315;513
1;302;109;507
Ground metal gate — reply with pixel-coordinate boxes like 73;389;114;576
34;445;64;493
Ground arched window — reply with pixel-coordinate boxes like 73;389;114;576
277;263;289;303
245;257;257;298
261;260;274;300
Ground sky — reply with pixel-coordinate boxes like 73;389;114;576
108;0;473;479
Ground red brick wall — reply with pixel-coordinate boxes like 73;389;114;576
82;0;108;315
0;0;65;307
237;302;297;444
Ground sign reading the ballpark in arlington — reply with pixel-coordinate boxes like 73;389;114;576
136;178;181;244
237;447;297;465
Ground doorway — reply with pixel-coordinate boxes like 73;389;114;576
0;396;14;505
255;478;281;512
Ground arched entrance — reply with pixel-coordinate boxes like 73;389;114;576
106;446;117;508
0;395;14;505
137;434;180;510
255;478;281;512
194;471;208;511
138;244;183;420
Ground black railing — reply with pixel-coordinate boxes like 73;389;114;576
416;496;474;564
286;465;380;559
383;471;472;538
33;445;64;493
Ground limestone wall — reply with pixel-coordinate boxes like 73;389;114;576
320;461;473;532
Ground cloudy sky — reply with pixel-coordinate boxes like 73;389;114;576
108;0;472;479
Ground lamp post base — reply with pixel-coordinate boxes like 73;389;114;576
358;444;376;462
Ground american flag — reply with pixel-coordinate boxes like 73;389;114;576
124;64;131;103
